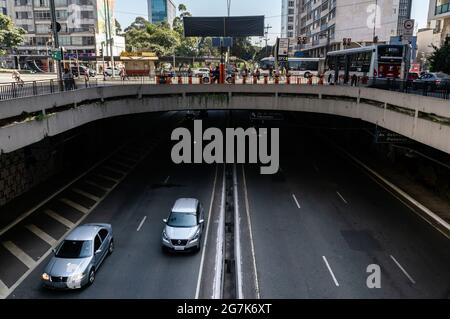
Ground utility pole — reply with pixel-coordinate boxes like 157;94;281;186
264;24;272;56
49;0;62;87
373;0;378;43
104;0;115;77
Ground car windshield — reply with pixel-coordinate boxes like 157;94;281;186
56;240;92;259
167;212;197;228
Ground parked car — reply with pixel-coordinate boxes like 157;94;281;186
412;72;450;91
407;72;420;81
71;66;96;77
41;224;114;289
162;198;205;253
104;67;120;77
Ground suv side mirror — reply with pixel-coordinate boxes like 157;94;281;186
199;219;205;225
163;219;168;224
95;249;102;255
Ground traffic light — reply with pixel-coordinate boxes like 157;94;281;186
343;38;352;46
99;48;103;56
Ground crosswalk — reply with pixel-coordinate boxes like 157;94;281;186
0;140;160;299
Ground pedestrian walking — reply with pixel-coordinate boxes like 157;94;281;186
84;71;90;88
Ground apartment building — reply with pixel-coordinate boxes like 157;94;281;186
294;0;412;57
1;0;7;14
281;0;301;54
427;0;450;46
6;0;124;71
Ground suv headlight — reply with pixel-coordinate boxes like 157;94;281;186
191;229;201;241
42;273;50;281
163;231;170;241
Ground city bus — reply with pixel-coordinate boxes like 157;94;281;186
325;44;411;84
259;57;325;78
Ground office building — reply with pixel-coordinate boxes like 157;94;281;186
281;0;301;53
147;0;176;27
6;0;124;71
293;0;412;57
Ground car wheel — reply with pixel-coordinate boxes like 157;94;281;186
88;269;95;286
108;239;114;255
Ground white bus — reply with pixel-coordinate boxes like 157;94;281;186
259;57;325;78
325;44;410;84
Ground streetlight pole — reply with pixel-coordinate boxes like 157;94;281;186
49;0;62;87
105;0;115;77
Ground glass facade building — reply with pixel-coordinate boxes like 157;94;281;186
148;0;176;27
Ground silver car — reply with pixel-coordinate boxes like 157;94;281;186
162;198;205;253
41;224;114;289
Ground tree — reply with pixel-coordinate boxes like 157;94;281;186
429;43;450;74
115;19;122;35
231;38;258;61
124;17;151;32
0;13;25;56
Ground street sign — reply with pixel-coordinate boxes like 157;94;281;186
375;128;410;144
403;19;415;37
51;49;62;61
277;38;289;63
278;38;289;56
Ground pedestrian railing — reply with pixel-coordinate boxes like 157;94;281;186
1;75;449;101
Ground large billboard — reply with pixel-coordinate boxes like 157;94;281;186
184;16;265;37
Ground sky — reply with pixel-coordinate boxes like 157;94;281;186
115;0;430;45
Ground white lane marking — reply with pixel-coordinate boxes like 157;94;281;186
72;188;100;202
24;225;56;246
110;159;133;169
0;144;128;237
59;198;89;214
212;166;226;299
44;210;74;228
2;241;36;269
0;280;8;299
103;165;127;175
96;174;119;183
195;165;219;300
115;155;138;164
336;191;348;205
136;216;147;232
390;255;416;285
233;165;243;299
164;176;170;185
85;180;110;192
292;194;301;209
242;166;261;299
322;256;340;287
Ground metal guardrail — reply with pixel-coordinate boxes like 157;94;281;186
1;75;450;101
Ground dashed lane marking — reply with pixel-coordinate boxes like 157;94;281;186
59;198;89;214
390;255;416;285
72;188;101;202
292;194;301;209
44;210;74;228
2;242;36;269
322;256;340;287
336;191;348;205
24;225;56;246
136;216;147;232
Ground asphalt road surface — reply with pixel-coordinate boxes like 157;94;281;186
4;110;450;299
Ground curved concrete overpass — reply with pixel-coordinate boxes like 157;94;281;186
1;84;449;154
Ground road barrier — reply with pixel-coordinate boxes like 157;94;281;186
1;75;450;101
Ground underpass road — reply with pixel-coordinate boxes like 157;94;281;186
8;113;224;299
237;113;450;299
